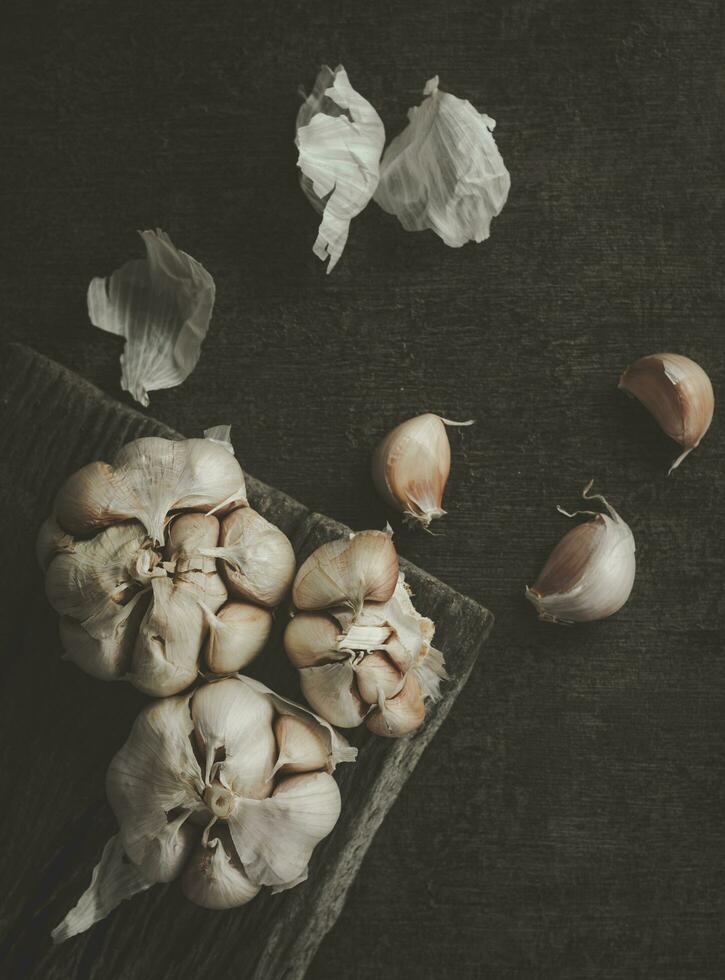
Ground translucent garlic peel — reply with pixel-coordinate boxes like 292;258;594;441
296;65;385;272
88;229;215;407
53;676;354;941
525;483;636;624
41;433;292;696
374;76;510;247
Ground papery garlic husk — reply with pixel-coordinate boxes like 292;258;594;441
292;528;399;615
372;413;473;528
618;353;714;472
88;229;215;407
374;76;510;247
525;482;636;624
202;600;273;674
59;591;148;681
296;65;385;273
54;435;245;544
202;506;296;607
52;676;354;941
288;571;445;736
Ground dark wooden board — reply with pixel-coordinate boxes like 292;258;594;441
0;343;493;980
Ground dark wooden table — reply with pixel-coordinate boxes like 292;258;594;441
2;1;724;978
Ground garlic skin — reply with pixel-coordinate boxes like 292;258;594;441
296;65;385;273
52;676;355;941
286;561;446;737
41;431;292;695
372;414;473;528
374;76;510;247
619;353;714;472
525;482;636;625
292;528;399;615
88;229;215;407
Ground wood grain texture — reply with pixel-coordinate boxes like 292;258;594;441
1;0;724;976
0;344;493;980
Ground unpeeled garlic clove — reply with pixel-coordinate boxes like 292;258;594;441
182;833;260;909
59;590;148;682
374;76;510;247
372;414;473;528
165;513;220;560
618;352;714;472
36;514;76;571
54;435;245;545
300;661;369;728
202;600;273;674
273;714;331;775
296;65;385;273
525;482;636;624
366;672;426;737
353;651;405;705
283;612;344;668
292;529;399;614
203;506;296;607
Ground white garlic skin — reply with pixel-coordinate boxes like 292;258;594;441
372;414;472;528
619;353;714;472
374;76;510;247
526;487;636;624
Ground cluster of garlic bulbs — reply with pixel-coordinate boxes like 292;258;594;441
38;428;295;695
52;675;356;942
284;529;446;737
296;67;509;272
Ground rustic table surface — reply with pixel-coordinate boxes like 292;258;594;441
2;1;724;978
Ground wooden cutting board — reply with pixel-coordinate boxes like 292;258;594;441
0;344;493;980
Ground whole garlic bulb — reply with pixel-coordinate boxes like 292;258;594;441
372;414;473;528
525;482;636;624
40;430;295;696
285;531;446;737
51;675;355;942
374;76;510;247
618;353;714;472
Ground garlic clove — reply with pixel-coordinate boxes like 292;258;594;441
173;554;228;613
618;352;714;472
36;514;76;571
45;521;153;639
273;714;331;775
51;835;155;944
182;832;260;909
525;482;636;624
353;651;405;705
374;76;510;247
54;461;135;538
296;65;385;273
106;694;204;869
130;576;206;696
283;611;344;669
191;678;276;799
203;506;296;607
292;529;399;614
227;770;341;890
133;810;196;883
366;672;426;737
371;414;473;528
164;513;220;561
59;589;148;682
299;661;369;728
88;229;215;407
202;601;273;674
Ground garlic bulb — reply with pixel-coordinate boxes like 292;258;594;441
374;76;510;247
88;229;215;407
286;541;446;737
618;353;714;472
40;431;294;696
292;528;399;615
525;482;636;624
296;65;385;273
372;413;473;528
52;676;355;942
